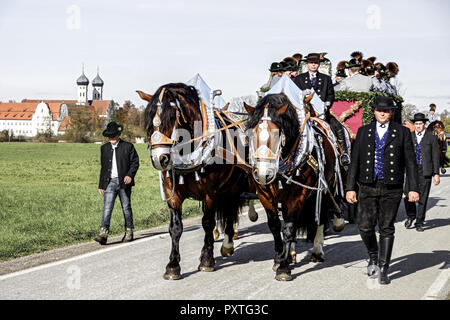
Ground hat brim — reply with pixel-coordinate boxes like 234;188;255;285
411;118;429;123
102;125;123;137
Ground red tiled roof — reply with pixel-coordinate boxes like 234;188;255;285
58;116;71;132
22;99;78;104
0;102;37;120
89;100;110;116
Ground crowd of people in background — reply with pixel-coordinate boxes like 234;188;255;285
260;51;399;95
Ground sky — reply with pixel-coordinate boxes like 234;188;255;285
1;0;449;113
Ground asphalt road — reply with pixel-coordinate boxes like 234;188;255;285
1;175;449;300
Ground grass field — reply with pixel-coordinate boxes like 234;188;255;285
0;142;202;262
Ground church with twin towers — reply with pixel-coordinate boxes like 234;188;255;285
76;65;104;105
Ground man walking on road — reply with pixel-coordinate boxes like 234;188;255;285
95;121;140;245
346;96;419;285
404;113;440;232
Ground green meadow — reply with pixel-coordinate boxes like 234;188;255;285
0;142;202;262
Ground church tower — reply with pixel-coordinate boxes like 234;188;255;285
76;64;89;105
92;67;104;100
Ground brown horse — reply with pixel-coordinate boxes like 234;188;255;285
244;93;344;281
137;83;249;280
427;120;449;174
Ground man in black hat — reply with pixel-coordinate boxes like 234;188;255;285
404;113;440;232
293;53;350;165
334;52;374;92
346;96;419;284
95;121;140;245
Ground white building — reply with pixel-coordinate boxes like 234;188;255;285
0;101;69;137
0;66;113;138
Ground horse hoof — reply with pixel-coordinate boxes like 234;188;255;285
163;267;182;280
333;217;346;232
272;263;280;272
441;168;446;174
213;229;220;241
198;264;215;272
233;232;238;240
311;253;325;263
221;246;234;257
275;271;292;281
290;252;297;264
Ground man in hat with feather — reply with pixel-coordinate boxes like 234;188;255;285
293;53;351;165
334;51;375;92
95;121;140;245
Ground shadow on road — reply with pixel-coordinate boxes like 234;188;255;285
389;250;450;281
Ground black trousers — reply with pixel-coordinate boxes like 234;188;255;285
358;180;403;239
404;168;432;226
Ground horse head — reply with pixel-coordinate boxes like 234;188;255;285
245;93;300;185
428;120;446;142
138;83;202;171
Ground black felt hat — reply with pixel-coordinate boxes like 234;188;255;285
102;121;123;137
429;103;436;111
281;60;298;71
304;53;321;63
269;62;284;72
371;96;397;110
411;113;429;123
336;69;347;78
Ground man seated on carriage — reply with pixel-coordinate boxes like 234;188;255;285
293;52;351;166
334;51;375;92
334;60;348;86
259;61;285;94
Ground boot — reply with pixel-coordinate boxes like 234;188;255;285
122;227;134;242
360;232;378;276
334;126;350;167
94;227;109;245
378;236;394;285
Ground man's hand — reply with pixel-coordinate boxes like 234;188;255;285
99;189;104;196
408;191;419;202
124;176;132;185
346;191;357;204
433;174;440;186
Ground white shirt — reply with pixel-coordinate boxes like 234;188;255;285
309;72;317;81
110;141;119;179
415;130;424;144
376;121;389;138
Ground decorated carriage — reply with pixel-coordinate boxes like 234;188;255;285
331;91;404;140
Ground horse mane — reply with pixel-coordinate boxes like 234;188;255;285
427;120;445;133
144;83;200;135
246;93;300;156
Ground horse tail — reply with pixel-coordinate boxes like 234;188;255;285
215;193;244;232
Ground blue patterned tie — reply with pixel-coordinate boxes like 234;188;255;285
416;142;422;169
311;76;317;88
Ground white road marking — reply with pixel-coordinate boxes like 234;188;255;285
422;262;450;300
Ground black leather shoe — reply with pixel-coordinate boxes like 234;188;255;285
404;218;414;229
416;225;424;232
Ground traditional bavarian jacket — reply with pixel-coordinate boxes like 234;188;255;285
293;71;334;106
346;121;419;192
411;130;440;176
334;73;374;92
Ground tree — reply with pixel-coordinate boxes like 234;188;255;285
401;103;418;123
64;107;92;142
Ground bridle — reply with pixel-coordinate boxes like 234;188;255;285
149;88;187;170
249;104;285;185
